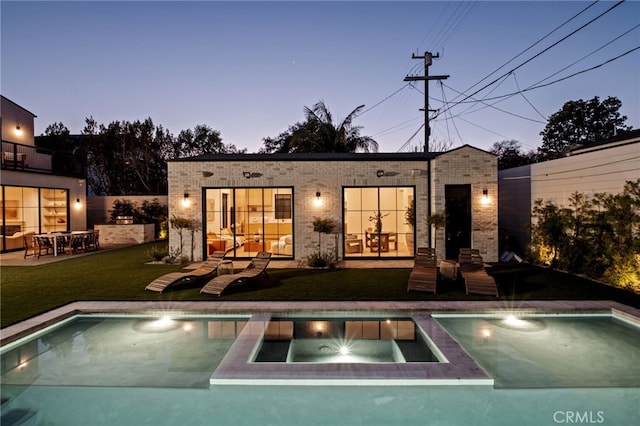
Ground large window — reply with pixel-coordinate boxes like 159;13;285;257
343;187;414;258
1;185;68;252
205;187;293;258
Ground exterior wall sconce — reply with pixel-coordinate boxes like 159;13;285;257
376;170;398;177
15;125;22;136
199;171;214;178
74;198;82;209
181;192;191;208
481;188;490;206
243;171;263;179
313;191;323;208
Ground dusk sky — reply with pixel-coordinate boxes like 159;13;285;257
2;1;638;154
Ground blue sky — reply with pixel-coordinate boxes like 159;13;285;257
2;1;638;153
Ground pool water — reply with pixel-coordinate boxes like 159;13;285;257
1;312;639;425
254;318;439;363
1;316;248;388
434;314;640;388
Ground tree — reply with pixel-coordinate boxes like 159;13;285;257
538;96;632;160
79;118;241;196
260;101;378;153
171;124;245;159
81;117;171;195
489;140;536;169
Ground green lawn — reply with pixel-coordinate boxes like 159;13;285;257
1;241;638;328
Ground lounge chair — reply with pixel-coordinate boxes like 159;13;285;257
407;247;438;293
458;248;499;296
200;252;272;296
145;251;226;293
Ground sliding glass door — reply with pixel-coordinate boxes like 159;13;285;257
204;187;293;258
343;187;414;258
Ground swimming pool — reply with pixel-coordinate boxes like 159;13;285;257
1;301;639;425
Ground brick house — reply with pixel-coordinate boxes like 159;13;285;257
167;145;497;262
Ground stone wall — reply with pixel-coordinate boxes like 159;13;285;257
95;224;155;245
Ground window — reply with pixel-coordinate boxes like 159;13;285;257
275;194;292;219
1;185;68;252
205;187;293;258
343;187;414;258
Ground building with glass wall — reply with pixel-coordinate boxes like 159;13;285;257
0;95;86;252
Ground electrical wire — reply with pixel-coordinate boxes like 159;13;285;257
438;0;626;118
359;83;410;116
444;0;601;106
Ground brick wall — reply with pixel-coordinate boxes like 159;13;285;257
168;149;497;262
432;146;498;262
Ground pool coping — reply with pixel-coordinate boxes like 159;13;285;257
2;300;639;348
209;313;494;386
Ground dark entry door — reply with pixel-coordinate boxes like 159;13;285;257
445;185;471;260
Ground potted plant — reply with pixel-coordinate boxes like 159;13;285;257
404;204;415;250
368;211;389;234
308;217;337;268
428;212;446;251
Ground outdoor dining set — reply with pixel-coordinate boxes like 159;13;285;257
25;230;100;258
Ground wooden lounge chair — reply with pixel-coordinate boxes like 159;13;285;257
200;252;272;296
458;248;499;296
145;251;226;293
407;247;438;293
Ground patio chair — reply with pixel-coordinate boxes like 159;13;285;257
145;251;226;293
69;233;86;254
458;248;499;296
22;233;36;258
35;235;53;258
407;247;438;293
200;251;272;296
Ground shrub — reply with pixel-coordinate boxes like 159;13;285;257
146;244;168;262
306;250;335;268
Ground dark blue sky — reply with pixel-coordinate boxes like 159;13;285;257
2;1;638;153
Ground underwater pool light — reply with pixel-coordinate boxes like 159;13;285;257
503;315;529;328
339;346;350;355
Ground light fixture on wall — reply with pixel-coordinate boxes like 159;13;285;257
313;191;323;208
410;169;425;177
481;188;490;206
181;192;191;208
74;198;82;209
14;125;22;136
376;170;398;177
199;171;214;178
243;171;263;179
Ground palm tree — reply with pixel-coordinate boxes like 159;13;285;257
287;101;378;153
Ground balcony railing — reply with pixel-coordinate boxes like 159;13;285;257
1;140;85;178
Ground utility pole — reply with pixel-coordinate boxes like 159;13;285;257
404;52;449;152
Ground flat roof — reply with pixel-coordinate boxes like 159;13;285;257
170;152;438;163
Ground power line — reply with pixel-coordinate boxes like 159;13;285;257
449;46;639;104
437;0;626;118
445;0;601;106
441;82;547;123
359;83;410;116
